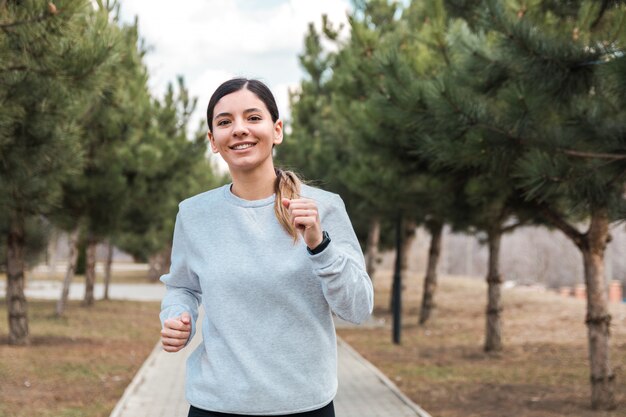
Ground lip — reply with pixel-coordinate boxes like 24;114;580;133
229;141;257;151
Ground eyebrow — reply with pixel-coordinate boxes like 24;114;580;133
213;108;264;120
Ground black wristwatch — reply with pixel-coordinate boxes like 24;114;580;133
307;231;331;255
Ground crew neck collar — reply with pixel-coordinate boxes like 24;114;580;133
222;184;275;208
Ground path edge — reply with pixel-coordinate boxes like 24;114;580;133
337;337;433;417
109;341;162;417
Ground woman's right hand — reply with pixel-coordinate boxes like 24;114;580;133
161;312;191;352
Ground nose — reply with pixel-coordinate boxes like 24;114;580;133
232;118;249;137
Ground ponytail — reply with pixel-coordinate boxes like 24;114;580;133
274;169;302;242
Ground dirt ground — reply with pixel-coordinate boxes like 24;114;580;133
337;270;626;417
0;299;160;417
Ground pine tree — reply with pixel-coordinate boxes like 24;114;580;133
353;0;496;325
373;0;466;325
277;21;334;183
283;1;478;320
425;0;625;408
279;3;415;285
0;0;119;344
114;77;219;276
54;9;152;312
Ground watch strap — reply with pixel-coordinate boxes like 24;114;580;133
307;231;331;255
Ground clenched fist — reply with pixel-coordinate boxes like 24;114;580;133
282;198;323;249
161;312;191;353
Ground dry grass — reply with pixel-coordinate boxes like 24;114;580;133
0;298;160;417
337;270;626;417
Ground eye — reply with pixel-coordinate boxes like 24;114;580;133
216;119;231;126
248;115;262;121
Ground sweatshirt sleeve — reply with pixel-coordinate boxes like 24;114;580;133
310;194;374;324
159;209;202;345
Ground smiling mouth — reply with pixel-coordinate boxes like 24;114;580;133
230;143;256;150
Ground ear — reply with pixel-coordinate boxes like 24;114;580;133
207;131;219;154
273;119;283;146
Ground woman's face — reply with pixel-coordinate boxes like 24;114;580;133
208;88;283;174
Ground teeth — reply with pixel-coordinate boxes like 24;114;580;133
232;143;254;150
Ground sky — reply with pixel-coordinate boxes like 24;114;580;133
117;0;352;131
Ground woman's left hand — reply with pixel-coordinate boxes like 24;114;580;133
282;198;323;249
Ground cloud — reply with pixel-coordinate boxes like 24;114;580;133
118;0;351;126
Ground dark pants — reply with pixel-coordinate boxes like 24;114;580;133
188;401;335;417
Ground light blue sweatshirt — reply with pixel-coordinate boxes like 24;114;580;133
160;183;374;415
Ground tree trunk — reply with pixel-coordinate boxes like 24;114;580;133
147;245;172;282
56;228;80;316
6;217;29;345
484;227;503;352
47;229;58;278
147;254;160;282
392;215;404;344
103;240;113;300
390;220;416;311
419;221;444;325
582;209;615;410
401;220;416;274
365;216;380;280
83;235;97;306
541;205;616;409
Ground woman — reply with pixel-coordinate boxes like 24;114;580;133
159;78;373;417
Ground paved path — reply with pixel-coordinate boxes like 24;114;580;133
0;280;430;416
109;317;431;417
0;280;166;302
